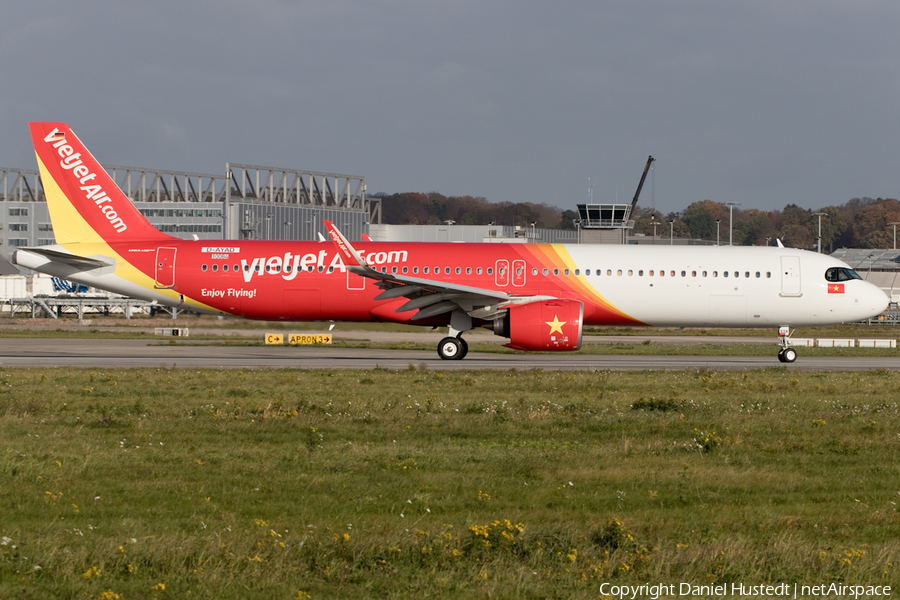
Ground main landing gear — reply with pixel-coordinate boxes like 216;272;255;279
777;326;797;363
437;309;473;360
438;336;468;360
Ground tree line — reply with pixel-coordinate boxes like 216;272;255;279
375;192;900;250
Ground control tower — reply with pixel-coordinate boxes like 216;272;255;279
576;156;654;244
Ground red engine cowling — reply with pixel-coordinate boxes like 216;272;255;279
501;299;584;351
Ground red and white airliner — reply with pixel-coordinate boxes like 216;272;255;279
12;122;889;362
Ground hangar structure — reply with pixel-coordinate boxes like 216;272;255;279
0;164;375;250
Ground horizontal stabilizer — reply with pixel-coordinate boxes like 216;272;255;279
14;247;113;271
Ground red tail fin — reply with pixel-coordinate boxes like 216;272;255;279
29;122;172;245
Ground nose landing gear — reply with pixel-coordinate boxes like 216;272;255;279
777;326;797;363
777;347;797;363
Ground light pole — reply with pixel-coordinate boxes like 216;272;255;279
715;220;720;246
889;222;900;250
726;202;740;245
669;219;675;245
651;221;660;244
812;212;826;253
444;220;455;242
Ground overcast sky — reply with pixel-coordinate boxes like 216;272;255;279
2;1;898;215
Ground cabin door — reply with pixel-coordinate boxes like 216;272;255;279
780;256;801;296
512;259;526;287
495;259;509;286
155;247;177;289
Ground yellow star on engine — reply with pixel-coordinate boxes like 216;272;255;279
546;314;566;336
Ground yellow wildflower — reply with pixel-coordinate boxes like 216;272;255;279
83;566;102;580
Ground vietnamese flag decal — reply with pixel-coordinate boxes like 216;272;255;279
828;283;845;294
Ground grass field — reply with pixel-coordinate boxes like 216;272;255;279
1;367;899;599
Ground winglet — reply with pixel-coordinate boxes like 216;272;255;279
323;220;367;269
361;233;373;242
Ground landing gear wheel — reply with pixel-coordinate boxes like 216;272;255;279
777;347;797;363
458;337;468;360
438;337;464;360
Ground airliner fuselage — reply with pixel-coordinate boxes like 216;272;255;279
14;122;890;361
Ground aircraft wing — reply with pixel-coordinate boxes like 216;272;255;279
324;220;555;321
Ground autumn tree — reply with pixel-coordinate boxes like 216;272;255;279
736;209;777;246
851;199;900;248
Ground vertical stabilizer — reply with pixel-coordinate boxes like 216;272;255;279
29;122;173;247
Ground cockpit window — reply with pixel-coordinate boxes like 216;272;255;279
825;267;862;282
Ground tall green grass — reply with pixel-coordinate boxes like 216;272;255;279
1;367;898;598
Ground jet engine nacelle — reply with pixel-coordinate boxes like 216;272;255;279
497;299;584;351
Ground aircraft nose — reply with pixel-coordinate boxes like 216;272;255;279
865;282;890;316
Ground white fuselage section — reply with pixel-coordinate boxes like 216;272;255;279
566;245;887;327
